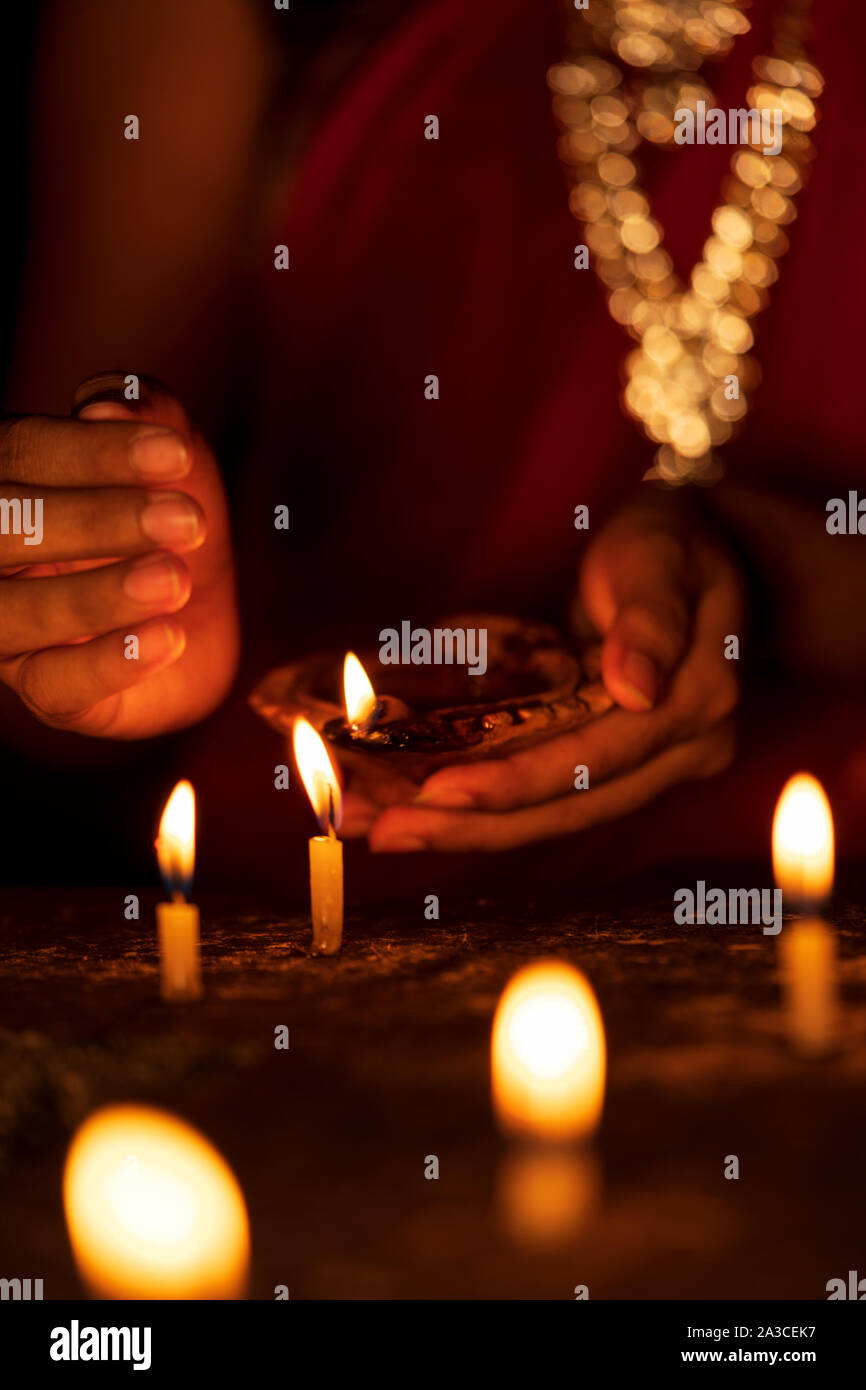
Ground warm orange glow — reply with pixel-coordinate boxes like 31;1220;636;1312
491;961;606;1142
343;651;378;731
293;716;342;832
498;1148;600;1248
63;1105;249;1299
779;918;838;1056
772;773;834;909
156;780;195;899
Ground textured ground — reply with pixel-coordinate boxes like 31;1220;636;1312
2;873;865;1299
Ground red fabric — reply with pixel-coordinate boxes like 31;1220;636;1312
193;0;866;891
250;0;866;631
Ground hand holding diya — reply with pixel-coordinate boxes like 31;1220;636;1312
251;614;613;808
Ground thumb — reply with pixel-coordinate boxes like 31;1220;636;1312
73;372;191;437
581;528;694;712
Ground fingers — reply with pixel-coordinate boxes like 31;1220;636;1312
341;788;378;838
0;551;190;657
0;485;205;566
0;414;190;487
679;568;741;726
600;591;691;710
416;707;680;811
369;721;735;853
73;372;192;434
581;523;695;711
416;527;743;817
7;619;187;732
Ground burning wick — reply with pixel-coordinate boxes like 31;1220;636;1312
772;773;838;1056
293;717;344;955
343;651;379;734
155;780;202;1002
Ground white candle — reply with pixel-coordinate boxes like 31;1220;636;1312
308;831;343;955
293;717;344;955
155;780;202;1001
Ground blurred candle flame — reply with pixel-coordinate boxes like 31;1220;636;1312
343;651;378;731
491;961;606;1142
156;780;195;901
772;772;834;910
63;1104;249;1299
293;716;343;833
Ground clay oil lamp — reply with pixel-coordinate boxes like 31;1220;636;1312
251;615;613;806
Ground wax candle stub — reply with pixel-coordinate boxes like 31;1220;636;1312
157;900;202;1001
310;834;343;955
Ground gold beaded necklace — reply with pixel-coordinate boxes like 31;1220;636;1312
549;0;822;483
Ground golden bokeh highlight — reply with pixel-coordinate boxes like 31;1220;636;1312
63;1105;250;1299
772;773;835;910
549;0;822;484
491;960;606;1142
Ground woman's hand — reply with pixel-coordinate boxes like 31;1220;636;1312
357;489;743;851
0;375;239;738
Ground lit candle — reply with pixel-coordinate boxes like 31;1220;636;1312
491;960;606;1247
344;650;379;733
155;780;202;1002
491;960;606;1141
293;716;344;955
63;1103;249;1299
771;772;834;914
772;773;838;1056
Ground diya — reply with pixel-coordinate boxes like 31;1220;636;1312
251;614;612;805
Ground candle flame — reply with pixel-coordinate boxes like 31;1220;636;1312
491;961;606;1142
63;1104;250;1299
156;780;195;901
343;651;378;731
772;772;834;909
293;717;343;833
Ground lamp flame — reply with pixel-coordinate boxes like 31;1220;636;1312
63;1104;249;1299
491;960;606;1142
293;717;343;834
772;772;834;910
343;651;378;732
156;780;195;901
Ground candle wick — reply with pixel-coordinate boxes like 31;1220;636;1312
171;889;186;905
327;786;337;839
